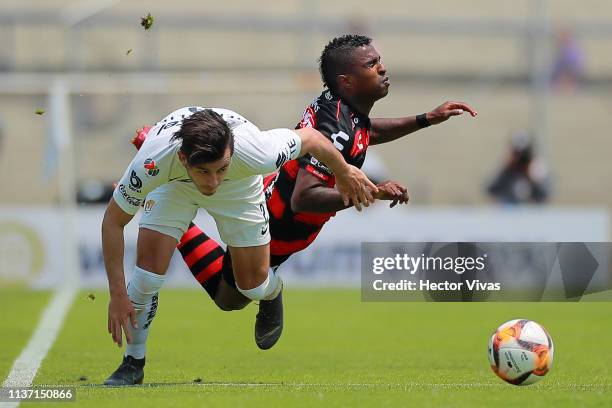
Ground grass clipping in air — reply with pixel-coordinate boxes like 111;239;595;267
141;13;154;30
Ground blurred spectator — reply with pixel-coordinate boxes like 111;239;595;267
551;28;585;93
487;131;550;205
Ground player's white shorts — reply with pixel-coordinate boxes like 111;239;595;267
139;176;270;247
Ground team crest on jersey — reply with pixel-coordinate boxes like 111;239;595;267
144;199;155;214
324;91;332;100
350;129;369;157
143;158;159;176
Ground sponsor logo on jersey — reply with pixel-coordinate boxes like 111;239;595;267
156;120;180;135
312;99;320;112
276;139;297;168
309;157;331;174
144;199;155;214
129;171;142;192
330;130;350;151
276;151;289;169
287;139;297;156
305;164;331;181
118;184;142;207
144;158;160;176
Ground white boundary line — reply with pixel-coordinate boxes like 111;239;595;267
2;76;79;408
1;285;77;407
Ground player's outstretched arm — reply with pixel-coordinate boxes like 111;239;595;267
369;101;478;145
291;169;408;213
102;198;137;348
294;127;378;211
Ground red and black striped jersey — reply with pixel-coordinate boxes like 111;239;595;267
266;89;371;266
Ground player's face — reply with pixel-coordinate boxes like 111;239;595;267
181;147;232;196
347;45;389;100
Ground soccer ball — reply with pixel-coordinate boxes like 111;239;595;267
488;319;554;385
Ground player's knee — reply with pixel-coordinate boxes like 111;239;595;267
236;269;281;301
234;264;269;291
136;228;179;274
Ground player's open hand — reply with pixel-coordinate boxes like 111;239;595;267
374;180;409;208
335;165;378;211
108;293;138;347
426;101;478;125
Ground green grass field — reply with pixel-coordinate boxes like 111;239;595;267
2;288;611;407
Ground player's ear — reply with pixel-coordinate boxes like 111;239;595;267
178;150;188;167
337;74;352;90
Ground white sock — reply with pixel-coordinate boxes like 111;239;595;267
124;266;166;359
237;268;282;301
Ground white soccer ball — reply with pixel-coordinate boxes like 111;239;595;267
487;319;554;385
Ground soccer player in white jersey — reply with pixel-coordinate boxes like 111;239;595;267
102;107;376;385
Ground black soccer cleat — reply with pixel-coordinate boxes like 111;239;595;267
255;291;284;350
103;355;145;386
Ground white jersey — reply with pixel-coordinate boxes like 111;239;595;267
112;107;302;247
113;107;301;216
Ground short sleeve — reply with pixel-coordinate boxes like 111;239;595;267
297;100;338;139
296;101;342;181
230;125;302;178
112;141;174;215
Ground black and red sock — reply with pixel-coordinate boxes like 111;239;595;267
177;223;226;299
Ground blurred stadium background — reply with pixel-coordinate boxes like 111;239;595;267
0;0;610;288
1;2;612;405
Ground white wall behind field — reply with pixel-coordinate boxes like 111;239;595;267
0;205;607;289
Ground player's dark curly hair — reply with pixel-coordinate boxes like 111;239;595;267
171;109;234;166
319;34;372;94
